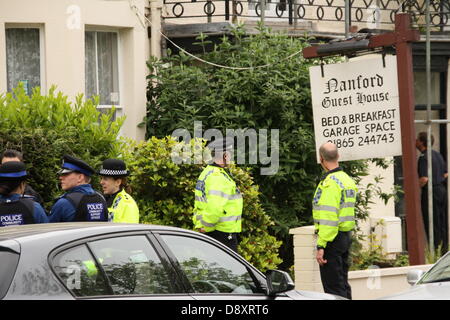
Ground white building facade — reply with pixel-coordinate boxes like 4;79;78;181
0;0;152;140
1;0;449;255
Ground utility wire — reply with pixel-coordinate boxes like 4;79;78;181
129;1;304;70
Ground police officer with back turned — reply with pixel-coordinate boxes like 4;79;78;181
49;155;108;222
312;142;357;299
193;137;243;252
1;149;44;205
0;161;48;226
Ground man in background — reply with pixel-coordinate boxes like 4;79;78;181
416;132;448;253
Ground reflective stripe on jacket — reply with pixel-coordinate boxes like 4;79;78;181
193;165;243;233
312;169;357;248
108;189;139;223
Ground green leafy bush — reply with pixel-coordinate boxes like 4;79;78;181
124;136;283;271
146;25;381;269
350;243;409;270
350;222;410;270
0;85;124;209
0;85;281;271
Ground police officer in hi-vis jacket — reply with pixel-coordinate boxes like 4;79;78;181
99;159;139;223
312;142;357;300
193;137;243;252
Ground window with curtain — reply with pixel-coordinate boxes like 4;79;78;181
85;31;120;110
6;28;41;94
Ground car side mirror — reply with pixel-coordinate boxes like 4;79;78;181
407;269;424;286
265;270;295;296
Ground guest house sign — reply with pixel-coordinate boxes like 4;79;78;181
309;55;402;162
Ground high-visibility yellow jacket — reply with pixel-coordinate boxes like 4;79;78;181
108;189;139;223
312;168;357;248
193;164;243;233
82;260;99;277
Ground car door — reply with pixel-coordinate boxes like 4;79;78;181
50;232;194;300
153;230;276;300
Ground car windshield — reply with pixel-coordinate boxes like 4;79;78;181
419;254;450;284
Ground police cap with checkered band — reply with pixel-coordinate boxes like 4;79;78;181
98;159;129;177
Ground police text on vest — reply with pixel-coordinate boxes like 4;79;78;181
0;214;24;226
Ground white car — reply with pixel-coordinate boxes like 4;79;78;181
380;251;450;300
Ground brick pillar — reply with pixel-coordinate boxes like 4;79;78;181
289;225;323;292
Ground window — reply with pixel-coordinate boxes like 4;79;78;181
88;236;174;295
414;71;441;105
0;249;20;299
6;28;42;94
53;236;175;297
419;253;450;284
161;235;261;294
85;30;120;118
413;71;445;151
53;245;109;297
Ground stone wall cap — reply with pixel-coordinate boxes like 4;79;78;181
348;264;432;279
370;216;402;223
289;225;315;235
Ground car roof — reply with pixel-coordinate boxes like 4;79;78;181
0;222;189;242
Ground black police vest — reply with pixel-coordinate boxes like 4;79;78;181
65;192;109;222
0;198;35;227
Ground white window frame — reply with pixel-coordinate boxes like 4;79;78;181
5;23;46;94
84;26;123;120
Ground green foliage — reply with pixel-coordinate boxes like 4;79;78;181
0;85;124;209
425;243;445;264
350;237;386;271
393;253;410;267
124;136;282;272
146;25;379;269
350;220;409;270
350;239;409;270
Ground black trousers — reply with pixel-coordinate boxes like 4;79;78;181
319;231;352;300
421;184;448;253
205;230;239;252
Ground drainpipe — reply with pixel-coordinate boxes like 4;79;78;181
150;0;163;59
345;0;351;38
260;0;265;25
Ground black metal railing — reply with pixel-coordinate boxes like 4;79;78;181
163;0;450;31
